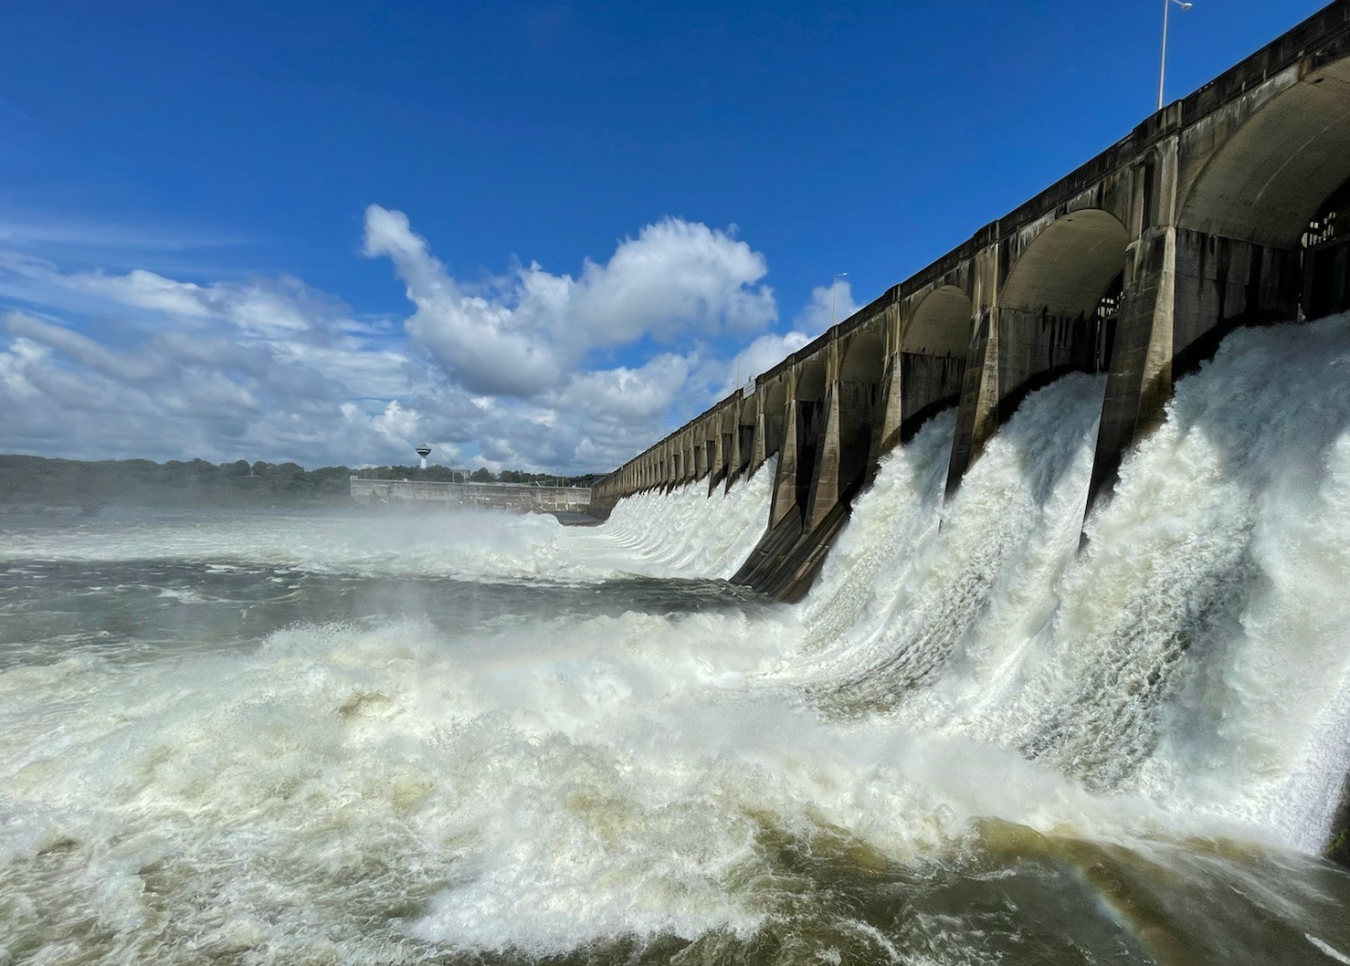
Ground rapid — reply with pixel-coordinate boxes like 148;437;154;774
3;316;1350;965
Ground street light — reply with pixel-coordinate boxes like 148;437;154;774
1158;0;1193;112
830;272;848;328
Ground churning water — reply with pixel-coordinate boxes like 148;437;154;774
5;319;1350;965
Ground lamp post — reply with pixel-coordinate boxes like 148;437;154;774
1158;0;1193;111
830;272;848;328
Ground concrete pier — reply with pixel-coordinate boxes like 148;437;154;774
591;1;1350;608
583;0;1350;869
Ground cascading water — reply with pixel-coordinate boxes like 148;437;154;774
572;456;778;580
3;319;1350;965
788;315;1350;854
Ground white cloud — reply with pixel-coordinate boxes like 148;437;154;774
698;278;861;399
545;353;691;424
65;268;344;339
0;210;849;474
363;205;776;397
795;279;860;336
719;331;813;394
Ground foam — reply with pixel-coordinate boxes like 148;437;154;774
7;317;1350;961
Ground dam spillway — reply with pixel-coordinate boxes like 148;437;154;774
6;317;1350;960
591;0;1350;603
8;6;1350;963
594;309;1350;875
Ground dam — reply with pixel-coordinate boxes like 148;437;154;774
591;0;1350;603
350;476;592;517
11;5;1350;962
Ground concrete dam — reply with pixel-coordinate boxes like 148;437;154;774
351;476;592;517
591;1;1350;605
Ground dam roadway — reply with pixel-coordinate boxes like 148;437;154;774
590;0;1350;603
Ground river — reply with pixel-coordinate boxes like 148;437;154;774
3;317;1350;965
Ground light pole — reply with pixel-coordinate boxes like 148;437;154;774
1158;0;1193;111
830;272;848;328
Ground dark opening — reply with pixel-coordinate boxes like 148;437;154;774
795;399;824;511
737;425;754;472
837;381;880;503
1094;271;1125;372
1302;176;1350;321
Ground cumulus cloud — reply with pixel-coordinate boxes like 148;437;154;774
720;331;813;393
795;278;861;336
697;278;862;399
0;209;845;474
545;353;691;425
0;308;418;463
363;205;776;397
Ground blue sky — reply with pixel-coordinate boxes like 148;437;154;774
0;0;1328;472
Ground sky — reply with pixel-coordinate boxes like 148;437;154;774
0;0;1330;473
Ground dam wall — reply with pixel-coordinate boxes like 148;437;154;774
351;477;591;515
593;0;1350;602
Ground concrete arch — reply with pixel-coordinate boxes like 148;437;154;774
764;379;787;415
840;330;885;384
739;391;759;425
1181;55;1350;249
894;285;972;446
1002;210;1130;317
904;285;973;359
945;208;1129;499
795;356;827;402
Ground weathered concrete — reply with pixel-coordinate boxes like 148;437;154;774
595;1;1350;571
587;0;1350;862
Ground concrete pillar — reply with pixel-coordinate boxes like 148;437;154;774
770;399;799;527
725;420;743;492
709;429;725;494
945;303;1000;498
1086;223;1300;515
805;382;842;531
750;412;767;475
876;352;904;458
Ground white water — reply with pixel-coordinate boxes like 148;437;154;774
781;316;1350;853
4;318;1350;963
0;459;775;587
568;456;778;580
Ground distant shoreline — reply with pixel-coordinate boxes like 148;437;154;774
0;454;604;511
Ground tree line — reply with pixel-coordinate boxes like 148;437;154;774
0;455;604;508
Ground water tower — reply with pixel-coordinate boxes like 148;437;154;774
415;443;431;470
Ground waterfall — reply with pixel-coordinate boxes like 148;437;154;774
5;317;1350;965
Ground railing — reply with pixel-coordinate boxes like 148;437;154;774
1305;209;1345;249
